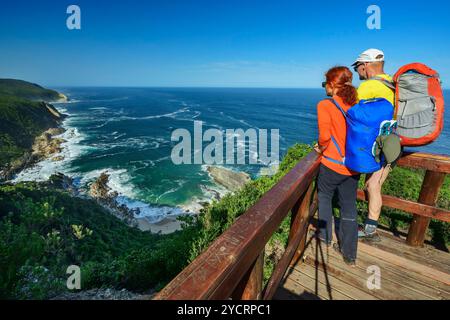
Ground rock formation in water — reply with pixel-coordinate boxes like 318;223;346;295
31;127;66;161
89;173;138;226
206;166;251;192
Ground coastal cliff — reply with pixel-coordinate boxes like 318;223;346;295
0;79;68;180
0;79;65;101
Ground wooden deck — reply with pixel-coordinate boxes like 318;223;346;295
275;229;450;300
155;152;449;301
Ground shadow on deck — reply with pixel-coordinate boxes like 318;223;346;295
275;229;450;300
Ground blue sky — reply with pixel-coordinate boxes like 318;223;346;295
0;0;449;87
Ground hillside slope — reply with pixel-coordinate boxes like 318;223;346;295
0;79;65;101
0;80;67;175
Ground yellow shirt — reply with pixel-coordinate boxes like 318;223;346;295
357;74;395;106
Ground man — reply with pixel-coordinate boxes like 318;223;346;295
352;48;395;241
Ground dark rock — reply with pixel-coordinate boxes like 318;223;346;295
48;172;75;192
88;173;137;225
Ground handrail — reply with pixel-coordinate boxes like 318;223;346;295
154;151;449;300
360;151;450;246
154;151;321;299
396;151;450;173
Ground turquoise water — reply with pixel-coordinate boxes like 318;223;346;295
14;88;450;221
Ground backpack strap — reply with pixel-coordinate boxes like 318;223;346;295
322;99;347;166
370;76;396;91
323;136;346;165
328;98;348;118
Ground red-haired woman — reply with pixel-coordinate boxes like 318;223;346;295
314;66;360;265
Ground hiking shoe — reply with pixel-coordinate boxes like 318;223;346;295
343;256;356;266
332;243;356;266
358;226;381;242
332;242;341;254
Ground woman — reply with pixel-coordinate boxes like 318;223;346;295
314;66;360;265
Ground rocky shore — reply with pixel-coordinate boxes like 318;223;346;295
83;165;252;234
4;98;253;236
32;127;67;161
206;165;251;192
0;103;67;181
56;93;69;103
88;172;139;226
3;127;66;179
10;164;253;235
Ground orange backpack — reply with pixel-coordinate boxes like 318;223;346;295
391;63;445;147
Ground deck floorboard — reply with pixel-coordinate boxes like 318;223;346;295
275;229;450;300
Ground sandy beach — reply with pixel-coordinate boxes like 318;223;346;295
136;216;184;234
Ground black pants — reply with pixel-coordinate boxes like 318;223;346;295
317;164;360;260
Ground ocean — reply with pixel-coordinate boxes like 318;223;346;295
12;88;450;222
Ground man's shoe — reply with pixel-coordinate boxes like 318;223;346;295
358;226;382;242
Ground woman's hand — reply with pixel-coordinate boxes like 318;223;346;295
314;143;324;154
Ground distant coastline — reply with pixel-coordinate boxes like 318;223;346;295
4;85;449;235
3;83;252;234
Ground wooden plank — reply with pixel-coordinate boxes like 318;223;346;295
302;243;449;300
358;241;450;285
346;249;450;299
407;171;447;246
282;264;353;300
263;183;316;300
363;232;450;274
301;251;435;300
278;277;322;300
397;152;450;173
308;221;450;285
377;229;450;267
273;286;318;300
154;152;321;300
356;190;450;223
295;262;378;300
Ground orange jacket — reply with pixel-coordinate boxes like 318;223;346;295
316;96;357;176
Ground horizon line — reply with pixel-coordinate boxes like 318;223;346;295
48;85;324;90
47;85;450;91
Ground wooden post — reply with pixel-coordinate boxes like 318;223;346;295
289;185;316;267
262;183;316;300
406;170;446;247
231;251;264;300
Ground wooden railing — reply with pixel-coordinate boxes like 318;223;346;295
154;151;450;300
358;152;450;246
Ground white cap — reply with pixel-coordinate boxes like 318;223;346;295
352;48;385;66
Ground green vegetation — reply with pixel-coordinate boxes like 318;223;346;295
0;143;448;299
358;166;450;247
0;80;63;169
0;182;196;299
0;79;61;101
0;96;62;167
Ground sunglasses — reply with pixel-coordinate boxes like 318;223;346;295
353;63;364;72
322;81;327;88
